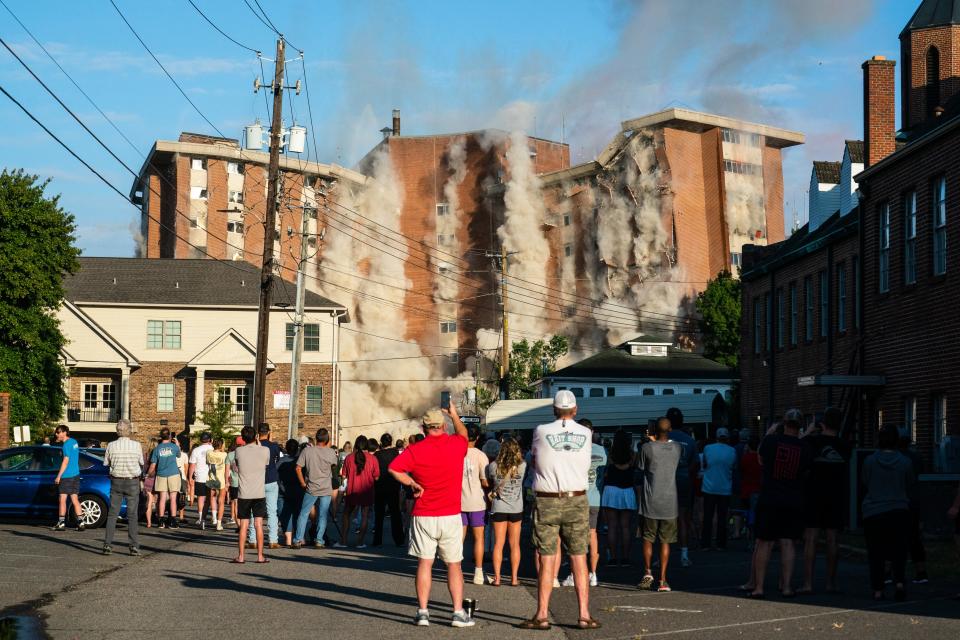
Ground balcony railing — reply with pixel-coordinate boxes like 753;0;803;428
66;400;118;423
228;410;251;427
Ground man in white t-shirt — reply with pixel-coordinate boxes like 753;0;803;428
520;390;599;631
188;432;214;527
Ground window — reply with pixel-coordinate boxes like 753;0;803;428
731;252;742;269
753;298;762;354
436;202;450;217
606;387;616;397
642;388;655;396
854;255;861;329
285;323;320;351
147;320;180;349
227;161;243;175
190;186;208;200
934;176;947;275
570;388;584;398
662;388;675;395
83;383;115;409
693;388;703;394
933;394;947;444
789;283;798;346
449;352;459;364
879;203;890;292
440;321;457;333
437;234;455;246
305;385;323;415
837;265;847;333
228;190;244;204
904;397;917;443
749;133;761;147
157;383;174;412
723;159;761;176
438;263;453;275
904;191;917;284
776;289;784;349
927;46;941;119
563;214;571;226
589;388;604;398
227;221;243;233
765;292;772;351
190;157;206;170
819;271;829;338
564;244;572;257
804;276;814;342
304;205;318;220
722;129;741;144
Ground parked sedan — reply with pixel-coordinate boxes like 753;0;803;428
0;446;127;528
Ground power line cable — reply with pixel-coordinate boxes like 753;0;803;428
185;0;260;54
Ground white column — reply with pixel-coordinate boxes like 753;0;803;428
194;368;205;426
120;366;131;420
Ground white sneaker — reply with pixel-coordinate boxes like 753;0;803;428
552;578;561;588
562;574;575;587
473;568;485;585
589;572;598;587
451;610;475;628
215;521;224;532
356;544;367;550
414;609;430;626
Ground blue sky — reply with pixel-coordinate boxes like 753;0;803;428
0;0;919;255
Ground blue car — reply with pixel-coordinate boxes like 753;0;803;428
0;445;128;528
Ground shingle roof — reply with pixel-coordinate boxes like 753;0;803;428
65;258;346;311
547;336;733;381
813;161;841;185
845;140;864;164
902;0;960;35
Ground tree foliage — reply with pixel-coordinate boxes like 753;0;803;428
197;386;239;442
695;270;741;369
0;171;80;428
507;335;569;399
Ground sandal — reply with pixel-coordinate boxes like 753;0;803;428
577;617;602;630
518;618;551;630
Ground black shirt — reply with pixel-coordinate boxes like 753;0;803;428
804;434;852;498
374;447;400;490
758;433;812;509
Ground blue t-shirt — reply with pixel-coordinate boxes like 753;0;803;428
62;438;80;479
587;443;607;507
262;440;282;485
702;442;737;496
150;442;182;477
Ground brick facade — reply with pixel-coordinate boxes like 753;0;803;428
902;25;960;130
0;392;9;449
863;57;897;167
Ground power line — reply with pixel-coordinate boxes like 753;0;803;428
185;0;260;54
250;0;301;53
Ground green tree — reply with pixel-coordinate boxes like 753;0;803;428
0;171;80;429
507;335;569;399
695;270;741;369
197;386;239;442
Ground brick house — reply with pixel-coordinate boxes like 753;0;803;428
58;258;348;445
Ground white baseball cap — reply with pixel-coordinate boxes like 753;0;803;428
716;427;730;439
554;390;577;410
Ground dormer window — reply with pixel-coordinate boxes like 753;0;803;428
628;343;668;357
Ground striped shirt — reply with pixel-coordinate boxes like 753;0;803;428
104;437;144;478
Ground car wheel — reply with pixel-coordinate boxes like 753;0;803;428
78;495;107;528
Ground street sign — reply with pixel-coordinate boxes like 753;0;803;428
460;415;481;424
13;425;30;443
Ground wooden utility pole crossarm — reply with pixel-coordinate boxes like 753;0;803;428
252;38;285;428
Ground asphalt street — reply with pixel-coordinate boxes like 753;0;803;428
0;515;957;639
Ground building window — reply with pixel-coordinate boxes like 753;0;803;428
570;388;584;398
589;388;604;398
227;221;243;233
878;203;890;292
564;244;572;257
285;323;320;351
642;388;655;396
905;397;917;443
904;191;917;284
438;262;453;275
753;298;762;354
227;161;243;175
83;383;116;410
722;129;741;144
437;234;455;246
789;283;798;346
606;387;616;397
926;46;941;119
228;190;244;204
449;352;459;364
853;255;861;329
157;383;174;412
440;321;457;333
190;157;206;170
730;252;742;269
933;394;947;444
934;176;947;276
563;214;571;226
723;159;761;176
305;385;323;415
147;320;180;349
819;270;829;338
804;276;814;342
693;388;703;394
776;289;784;349
190;186;208;200
662;388;675;395
436;202;450;217
837;264;847;333
749;133;761;147
764;292;772;351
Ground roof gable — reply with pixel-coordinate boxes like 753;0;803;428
58;301;140;367
547;338;733;381
813;161;842;185
844;140;864;165
188;328;275;371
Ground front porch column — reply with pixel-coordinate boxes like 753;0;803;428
194;368;205;426
120;366;131;420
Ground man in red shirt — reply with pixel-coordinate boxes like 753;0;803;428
389;402;474;628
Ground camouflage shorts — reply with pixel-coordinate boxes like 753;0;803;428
532;494;590;556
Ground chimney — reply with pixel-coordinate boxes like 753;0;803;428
392;109;401;137
862;55;897;167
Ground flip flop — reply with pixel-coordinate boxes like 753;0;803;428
230;558;245;564
518;618;551;630
577;617;602;630
256;559;270;564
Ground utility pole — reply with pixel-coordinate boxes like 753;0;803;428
286;211;310;441
485;248;514;399
252;38;285;428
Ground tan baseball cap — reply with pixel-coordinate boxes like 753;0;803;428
422;408;445;426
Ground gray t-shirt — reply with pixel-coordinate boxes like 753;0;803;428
297;446;339;497
639;440;681;520
486;461;526;514
234;444;270;500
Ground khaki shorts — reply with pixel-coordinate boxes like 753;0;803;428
155;474;181;493
642;517;678;544
533;494;589;556
409;515;463;563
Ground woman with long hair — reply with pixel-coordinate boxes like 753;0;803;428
486;438;526;586
143;437;159;528
336;435;379;548
601;429;637;566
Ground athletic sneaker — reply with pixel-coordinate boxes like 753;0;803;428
216;521;224;532
552;578;561;588
473;568;485;585
638;574;655;590
333;542;347;549
589;572;598;587
51;520;66;531
159;519;166;529
658;582;672;592
102;545;112;556
76;521;86;532
912;572;929;585
168;519;179;530
414;609;430;626
356;544;367;550
130;547;140;556
562;574;575;587
451;610;475;628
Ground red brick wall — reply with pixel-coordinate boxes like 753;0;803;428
146;173;162;259
243;164;268;265
174;155;193;258
206;159;228;260
905;26;960;130
762;145;786;243
863;58;897;167
662;128;713;287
